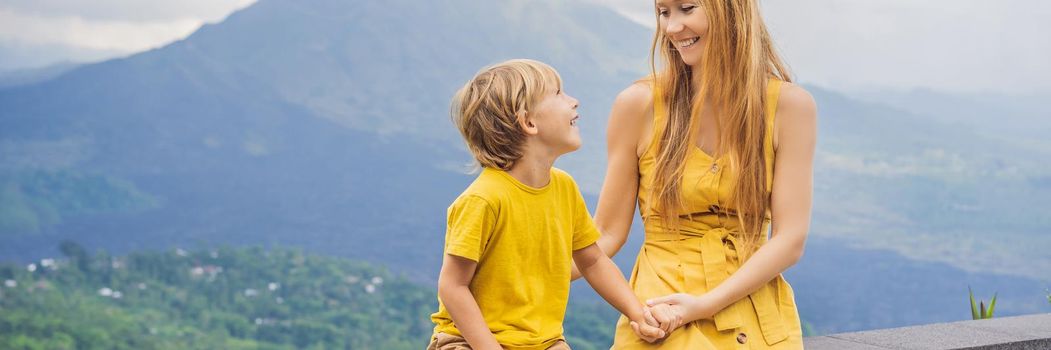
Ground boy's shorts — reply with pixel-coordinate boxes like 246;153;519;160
427;333;571;350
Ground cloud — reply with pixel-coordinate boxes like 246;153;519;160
0;0;255;22
589;0;1051;94
0;1;255;70
0;9;201;52
0;41;124;72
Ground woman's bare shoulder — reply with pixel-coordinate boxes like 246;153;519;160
611;80;654;125
774;82;818;149
609;80;656;156
777;82;817;124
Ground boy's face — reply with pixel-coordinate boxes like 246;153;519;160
530;87;581;155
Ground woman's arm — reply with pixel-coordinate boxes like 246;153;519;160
571;82;653;280
648;83;817;322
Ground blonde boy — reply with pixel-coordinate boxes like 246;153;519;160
428;59;665;350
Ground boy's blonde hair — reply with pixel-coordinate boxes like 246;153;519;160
451;59;563;170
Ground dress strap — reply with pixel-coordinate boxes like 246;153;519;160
763;79;783;191
645;81;666;157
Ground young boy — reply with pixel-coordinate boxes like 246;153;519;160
428;59;666;350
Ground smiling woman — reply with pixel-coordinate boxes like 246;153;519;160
586;0;816;348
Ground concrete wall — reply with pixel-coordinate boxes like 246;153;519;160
804;313;1051;350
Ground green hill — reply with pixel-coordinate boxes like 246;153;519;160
0;243;622;349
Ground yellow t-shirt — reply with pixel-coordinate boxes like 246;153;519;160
430;167;601;350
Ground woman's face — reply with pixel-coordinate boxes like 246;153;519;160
656;0;709;66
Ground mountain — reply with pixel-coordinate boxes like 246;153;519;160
0;62;82;89
784;237;1049;334
0;0;650;278
806;87;1051;279
0;0;1048;335
850;88;1051;146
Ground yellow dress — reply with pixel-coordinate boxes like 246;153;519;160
611;80;804;349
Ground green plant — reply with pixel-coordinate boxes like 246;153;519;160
968;286;997;320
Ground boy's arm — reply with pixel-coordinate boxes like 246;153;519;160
571;84;650;281
437;253;502;350
573;243;665;341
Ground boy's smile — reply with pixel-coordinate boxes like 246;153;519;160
530;87;582;155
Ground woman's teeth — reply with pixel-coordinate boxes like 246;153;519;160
677;37;699;48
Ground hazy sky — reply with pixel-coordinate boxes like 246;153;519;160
0;0;255;69
1;0;1048;94
595;0;1051;95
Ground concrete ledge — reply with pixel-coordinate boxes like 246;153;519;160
804;313;1051;350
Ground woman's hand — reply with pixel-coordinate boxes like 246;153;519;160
646;293;719;325
646;302;684;335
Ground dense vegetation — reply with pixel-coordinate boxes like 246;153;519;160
0;242;625;349
0;170;157;234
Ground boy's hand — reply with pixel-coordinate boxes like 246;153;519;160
647;302;685;335
629;316;665;343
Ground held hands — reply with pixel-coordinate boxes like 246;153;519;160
646;302;685;336
628;299;688;343
631;293;720;342
629;302;685;343
628;310;665;343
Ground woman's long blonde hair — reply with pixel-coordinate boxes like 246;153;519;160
649;0;791;258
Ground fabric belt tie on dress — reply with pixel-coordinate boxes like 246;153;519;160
648;224;789;345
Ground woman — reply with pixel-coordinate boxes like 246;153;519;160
593;0;816;348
